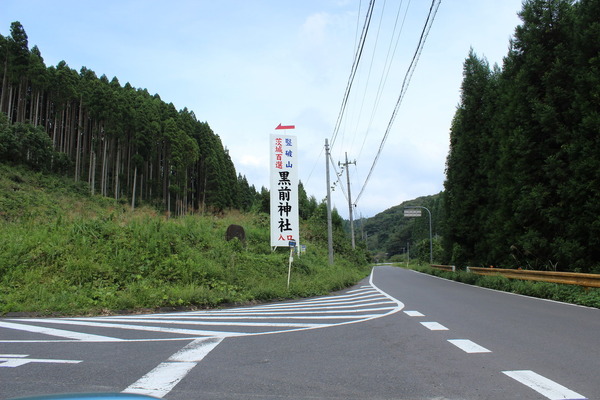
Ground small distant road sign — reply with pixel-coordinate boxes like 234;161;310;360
404;209;422;217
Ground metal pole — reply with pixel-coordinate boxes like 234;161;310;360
426;207;433;264
287;246;293;289
325;139;334;265
405;205;433;264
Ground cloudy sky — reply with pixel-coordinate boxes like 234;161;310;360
0;0;524;218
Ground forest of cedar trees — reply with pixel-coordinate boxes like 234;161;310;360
0;21;261;216
2;0;600;274
443;0;600;272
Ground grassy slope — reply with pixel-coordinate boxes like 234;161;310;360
0;164;371;316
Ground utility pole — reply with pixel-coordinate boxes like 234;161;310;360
325;139;334;265
340;152;356;249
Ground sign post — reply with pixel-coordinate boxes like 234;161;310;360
287;240;296;289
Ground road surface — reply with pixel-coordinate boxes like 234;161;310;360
1;265;597;399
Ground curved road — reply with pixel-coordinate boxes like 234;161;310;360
1;265;597;399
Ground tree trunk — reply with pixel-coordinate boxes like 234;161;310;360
0;55;8;114
131;165;137;211
114;139;120;200
7;84;14;122
101;133;108;197
75;97;83;181
90;151;96;195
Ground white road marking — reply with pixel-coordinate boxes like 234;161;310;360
123;337;223;398
123;361;196;398
420;321;448;331
0;354;82;368
14;318;245;338
345;286;373;294
0;320;122;342
447;339;491;353
404;310;425;317
231;293;384;309
1;272;404;344
76;317;322;328
503;370;587;400
152;306;397;315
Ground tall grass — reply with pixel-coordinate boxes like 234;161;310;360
0;164;371;315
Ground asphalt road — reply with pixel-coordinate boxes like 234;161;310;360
1;265;597;399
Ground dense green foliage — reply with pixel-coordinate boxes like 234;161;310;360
0;21;260;215
444;0;600;272
0;164;370;316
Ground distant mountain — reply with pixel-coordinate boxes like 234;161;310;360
361;193;444;261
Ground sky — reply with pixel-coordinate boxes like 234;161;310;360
0;0;525;219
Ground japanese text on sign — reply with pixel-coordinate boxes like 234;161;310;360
270;133;299;247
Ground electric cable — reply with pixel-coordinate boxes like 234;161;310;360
330;0;376;150
354;0;441;204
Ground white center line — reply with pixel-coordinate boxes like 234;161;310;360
447;339;491;353
420;321;448;331
503;370;587;400
404;310;425;317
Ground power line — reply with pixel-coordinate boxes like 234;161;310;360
305;0;372;188
330;0;376;150
348;0;388;155
358;0;411;161
354;0;441;204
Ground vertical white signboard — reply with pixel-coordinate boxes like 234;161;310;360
270;131;299;247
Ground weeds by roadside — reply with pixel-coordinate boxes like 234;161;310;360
0;164;371;316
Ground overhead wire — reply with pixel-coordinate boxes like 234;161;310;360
303;0;367;188
329;0;376;150
354;0;441;204
358;0;410;161
348;0;388;157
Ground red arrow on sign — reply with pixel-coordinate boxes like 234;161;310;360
275;123;295;130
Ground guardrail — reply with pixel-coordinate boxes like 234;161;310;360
430;264;455;272
466;267;600;288
428;264;600;288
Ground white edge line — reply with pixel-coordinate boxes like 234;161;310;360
502;370;587;400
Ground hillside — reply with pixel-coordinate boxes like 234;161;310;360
362;193;444;262
1;21;258;217
0;163;370;316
